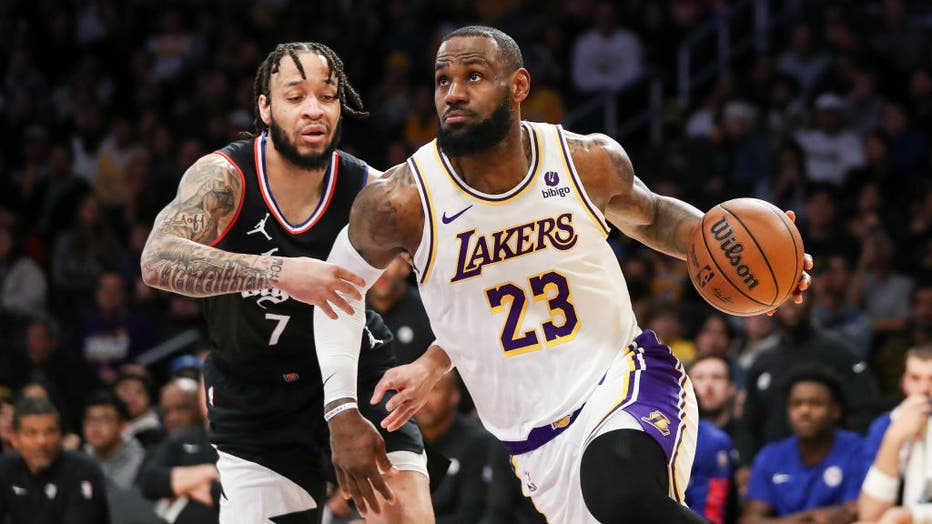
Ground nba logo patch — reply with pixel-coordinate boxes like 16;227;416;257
81;481;93;499
282;372;300;383
640;410;672;437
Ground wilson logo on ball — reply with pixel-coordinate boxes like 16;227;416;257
710;216;760;290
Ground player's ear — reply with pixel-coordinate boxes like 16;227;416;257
258;94;272;126
512;68;530;104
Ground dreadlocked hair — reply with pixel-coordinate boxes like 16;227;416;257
250;42;367;135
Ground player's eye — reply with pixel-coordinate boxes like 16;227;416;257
468;72;482;81
436;76;449;87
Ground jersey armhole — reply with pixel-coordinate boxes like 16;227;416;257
208;151;247;247
407;156;436;285
554;124;611;237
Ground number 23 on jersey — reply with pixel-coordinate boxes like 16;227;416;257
484;270;580;356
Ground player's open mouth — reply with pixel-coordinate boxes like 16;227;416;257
300;127;327;144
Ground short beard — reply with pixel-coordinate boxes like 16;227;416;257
437;95;513;157
269;118;342;170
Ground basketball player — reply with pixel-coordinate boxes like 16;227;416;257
140;42;433;523
313;26;814;523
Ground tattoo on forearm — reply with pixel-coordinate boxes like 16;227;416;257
144;239;278;296
142;154;278;296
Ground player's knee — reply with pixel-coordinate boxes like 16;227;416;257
580;430;670;522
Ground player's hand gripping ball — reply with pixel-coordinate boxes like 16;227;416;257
687;198;806;316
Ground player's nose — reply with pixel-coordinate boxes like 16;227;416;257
302;96;326;119
443;80;468;105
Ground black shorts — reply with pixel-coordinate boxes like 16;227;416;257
203;312;424;496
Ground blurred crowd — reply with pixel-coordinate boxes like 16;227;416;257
1;0;931;523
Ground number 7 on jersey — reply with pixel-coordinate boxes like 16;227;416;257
484;271;579;356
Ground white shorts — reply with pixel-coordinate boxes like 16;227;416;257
507;330;698;524
216;449;427;523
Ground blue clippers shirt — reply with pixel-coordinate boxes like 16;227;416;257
862;411;893;468
747;429;865;516
685;420;735;524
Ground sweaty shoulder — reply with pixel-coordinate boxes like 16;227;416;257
563;130;635;212
349;162;424;267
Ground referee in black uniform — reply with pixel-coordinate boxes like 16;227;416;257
140;42;434;523
0;397;109;524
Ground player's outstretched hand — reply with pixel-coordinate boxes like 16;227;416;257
328;408;398;516
372;352;449;432
766;210;813;316
278;257;365;319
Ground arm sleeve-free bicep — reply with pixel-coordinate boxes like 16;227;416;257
314;226;386;405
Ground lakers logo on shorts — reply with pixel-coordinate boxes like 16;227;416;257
550;415;571;430
640;410;672;437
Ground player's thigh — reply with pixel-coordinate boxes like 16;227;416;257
216;450;325;524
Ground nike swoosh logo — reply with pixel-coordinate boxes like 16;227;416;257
441;205;473;224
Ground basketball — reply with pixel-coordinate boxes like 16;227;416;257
687;198;805;317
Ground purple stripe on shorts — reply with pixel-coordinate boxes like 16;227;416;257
620;329;687;462
502;404;586;456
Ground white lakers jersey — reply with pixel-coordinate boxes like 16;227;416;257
408;121;640;441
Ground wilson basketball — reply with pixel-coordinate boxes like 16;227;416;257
687;198;805;317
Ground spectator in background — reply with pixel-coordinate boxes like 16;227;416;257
76;271;156;386
738;299;877;463
0;223;46;318
714;100;776;197
95;116;142;219
852;228;915;342
571;1;643;95
645;301;696;365
50;192;123;312
845;69;886;137
797;183;861;264
0;397;110;524
414;371;492;523
880;101;930;180
872;283;932;400
26;143;92;244
811;254;873;359
13;317;89;430
794;93;867;186
871;0;927;75
113;370;162;449
367;256;434;366
694;314;745;389
776;23;831;98
753;140;806;217
17;379;82;450
741;367;862;524
690;355;740;440
859;344;932;523
159;376;203;436
734;315;779;372
138;376;219;524
82;390;145;491
686;418;737;524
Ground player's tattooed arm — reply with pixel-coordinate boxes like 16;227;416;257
348;163;425;268
141;154;281;297
567;132;702;260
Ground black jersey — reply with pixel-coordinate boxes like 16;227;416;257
203;133;369;383
0;450;110;524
